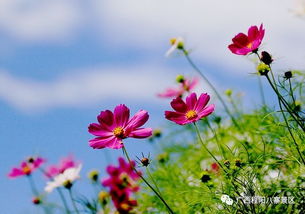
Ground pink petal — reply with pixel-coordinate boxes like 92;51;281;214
165;111;188;125
195;93;210;112
228;44;251;55
128;128;153;138
88;123;113;137
33;157;45;168
186;93;197;110
232;33;249;47
198;104;215;118
125;110;149;131
170;97;187;113
89;136;123;149
8;168;24;178
187;77;199;91
114;104;130;127
157;88;182;98
97;110;114;127
248;25;259;42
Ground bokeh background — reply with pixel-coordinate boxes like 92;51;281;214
1;0;305;213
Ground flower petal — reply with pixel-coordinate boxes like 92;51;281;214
8;168;24;178
186;93;197;110
97;110;114;127
195;93;210;112
125;110;149;130
170;97;187;113
232;33;249;47
88;123;113;137
248;25;259;42
128;128;153;138
89;136;122;149
198;104;215;118
165;111;188;125
114;104;130;127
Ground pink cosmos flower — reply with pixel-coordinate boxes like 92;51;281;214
88;104;152;149
165;92;215;125
46;155;78;178
157;77;199;98
102;157;140;213
8;157;45;178
228;24;265;55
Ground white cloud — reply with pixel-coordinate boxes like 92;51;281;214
0;0;82;41
0;66;201;111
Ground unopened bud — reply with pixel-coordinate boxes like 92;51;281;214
213;116;222;124
176;75;185;83
88;170;99;182
153;129;162;138
235;159;242;168
224;160;230;168
284;71;292;79
32;197;41;205
98;191;109;205
200;172;211;183
170;38;184;49
157;152;169;163
225;89;232;97
260;51;273;65
140;157;150;167
257;63;270;76
63;180;72;189
294;100;302;112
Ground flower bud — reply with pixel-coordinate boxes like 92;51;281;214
153;129;162;138
27;157;34;163
200;171;211;183
257;63;270;76
176;75;185;83
294;100;302;112
235;159;242;168
88;170;99;182
140;157;150;167
98;191;109;206
225;89;232;97
260;51;273;65
157;152;169;163
284;71;293;79
213;116;222;124
63;180;72;189
32;197;41;205
224;160;230;168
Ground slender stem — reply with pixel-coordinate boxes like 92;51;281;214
205;119;226;159
38;168;71;214
182;49;241;130
146;167;162;195
68;188;80;214
27;174;39;196
193;123;227;173
278;100;305;164
257;76;266;106
122;147;174;214
57;188;71;214
288;78;296;104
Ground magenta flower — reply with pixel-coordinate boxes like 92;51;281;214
228;24;265;55
102;157;140;213
46;155;78;177
158;77;199;98
165;92;215;125
8;157;45;178
88;104;152;149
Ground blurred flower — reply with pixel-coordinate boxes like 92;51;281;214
88;104;152;149
88;170;99;182
157;76;199;99
44;164;82;193
157;152;169;163
8;157;45;178
102;157;140;213
210;162;220;173
98;191;109;205
165;92;215;125
46;155;78;178
224;89;232;97
165;37;184;57
228;24;265;55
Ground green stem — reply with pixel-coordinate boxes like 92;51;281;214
258;76;266;106
122;147;174;214
68;189;80;214
193;123;227;173
146;167;162;195
182;49;240;130
205;119;226;159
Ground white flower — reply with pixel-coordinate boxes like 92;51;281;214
221;194;230;203
226;198;233;205
165;37;184;57
45;164;82;193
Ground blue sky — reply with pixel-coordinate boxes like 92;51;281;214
1;0;305;213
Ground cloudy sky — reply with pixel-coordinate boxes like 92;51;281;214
1;0;304;213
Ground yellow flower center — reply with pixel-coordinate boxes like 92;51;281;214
186;110;197;120
120;203;130;211
247;42;253;49
170;38;177;45
113;127;125;138
22;165;31;175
